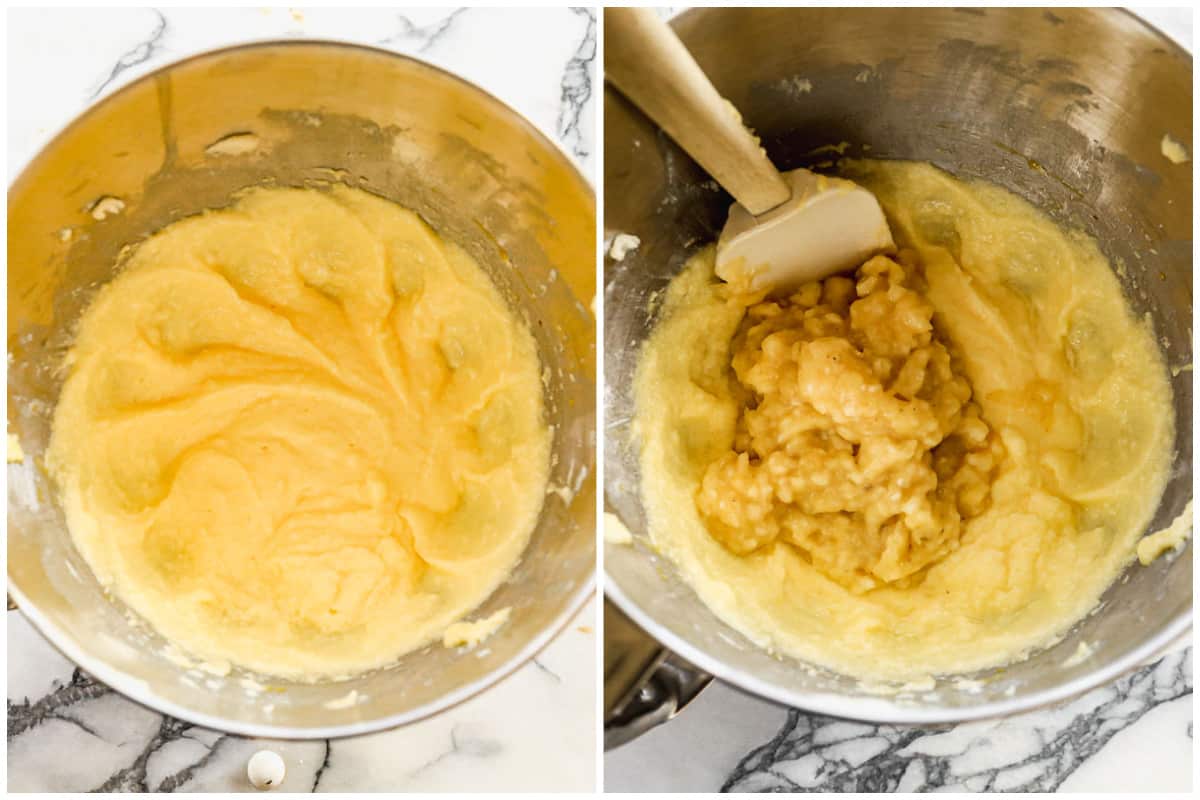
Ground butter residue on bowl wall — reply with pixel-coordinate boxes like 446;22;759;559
204;131;262;157
1137;501;1193;565
1160;133;1190;164
604;512;634;545
7;433;25;463
443;607;512;649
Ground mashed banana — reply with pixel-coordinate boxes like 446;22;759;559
635;160;1173;681
48;186;550;680
696;252;1002;594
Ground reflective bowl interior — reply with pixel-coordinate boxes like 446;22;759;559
604;7;1191;721
8;42;596;737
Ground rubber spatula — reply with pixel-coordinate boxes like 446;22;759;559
604;7;895;293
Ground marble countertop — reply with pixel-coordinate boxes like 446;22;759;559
604;5;1194;794
6;6;596;793
9;603;597;793
605;644;1192;792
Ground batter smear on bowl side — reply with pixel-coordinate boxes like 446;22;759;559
634;160;1174;682
48;185;551;680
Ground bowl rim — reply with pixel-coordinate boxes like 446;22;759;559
7;36;597;739
606;4;1192;726
1113;6;1193;63
605;567;1191;726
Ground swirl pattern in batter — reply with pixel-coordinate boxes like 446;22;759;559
47;185;551;680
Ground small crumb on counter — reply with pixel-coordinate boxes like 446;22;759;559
608;233;641;262
247;749;285;790
443;607;511;649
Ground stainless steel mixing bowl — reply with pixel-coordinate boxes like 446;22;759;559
8;41;595;738
604;7;1191;735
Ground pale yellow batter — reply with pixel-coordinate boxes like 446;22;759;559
635;160;1174;682
48;186;551;680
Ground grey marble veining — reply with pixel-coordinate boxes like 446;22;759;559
8;602;597;793
376;7;469;52
723;649;1192;792
89;9;167;99
605;647;1193;793
557;8;597;161
6;607;324;792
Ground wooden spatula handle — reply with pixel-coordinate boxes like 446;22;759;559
604;7;790;216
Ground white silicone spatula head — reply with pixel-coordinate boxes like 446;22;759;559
604;8;895;292
716;169;895;293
